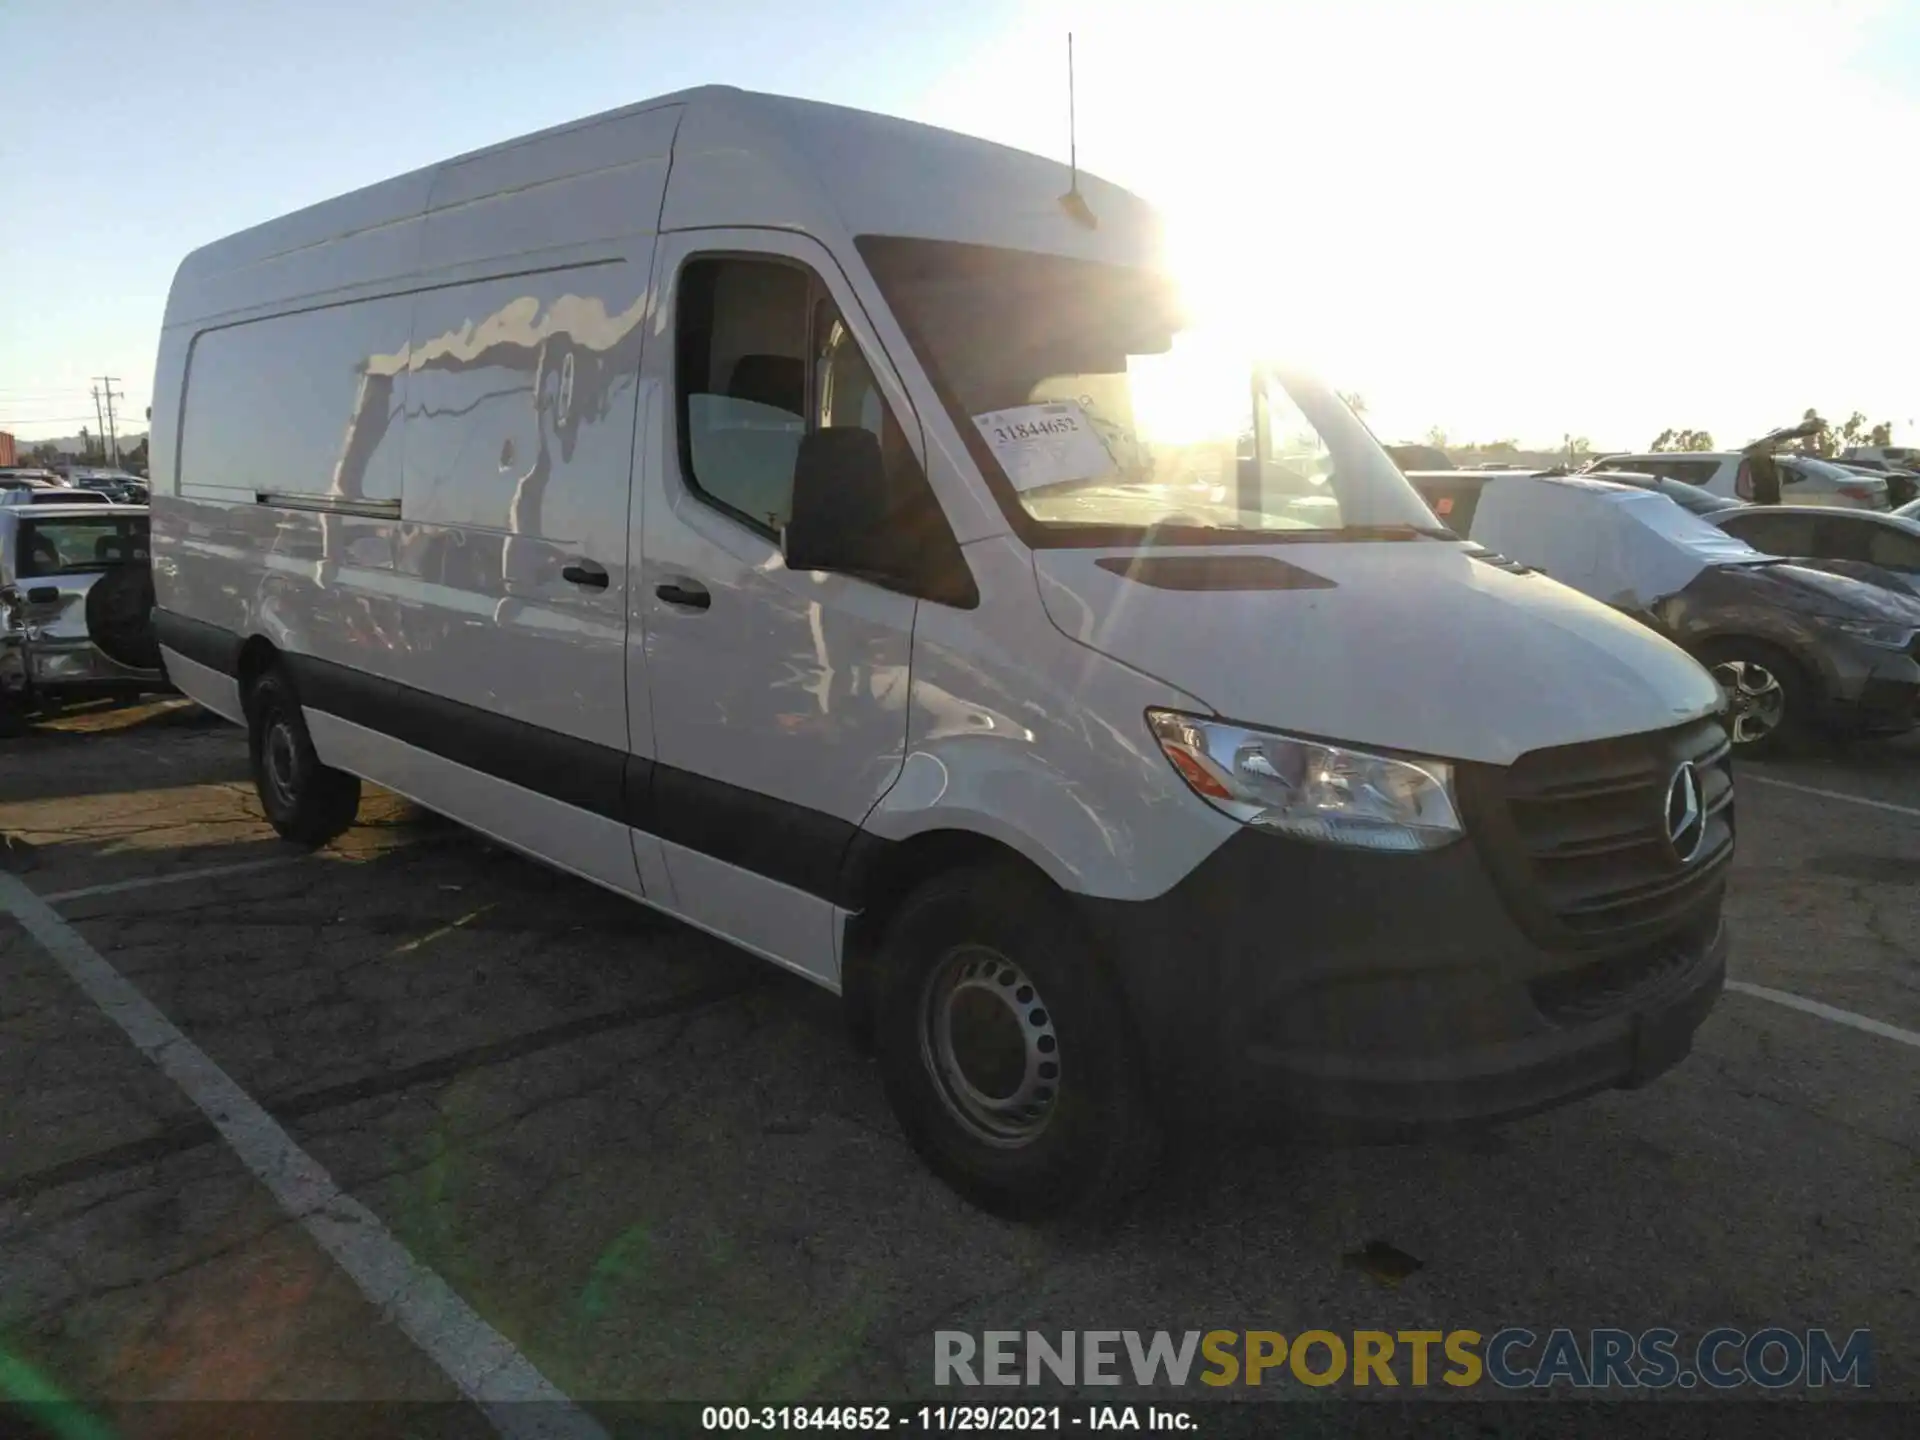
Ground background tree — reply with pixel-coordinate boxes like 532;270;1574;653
1423;425;1449;449
28;441;59;464
1650;427;1715;452
1790;409;1837;457
1564;433;1592;463
122;438;149;474
1337;391;1367;417
1813;411;1895;456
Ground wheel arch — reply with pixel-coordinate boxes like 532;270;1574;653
235;635;281;715
838;827;1061;1051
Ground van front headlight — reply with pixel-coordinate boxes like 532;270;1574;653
1147;710;1464;852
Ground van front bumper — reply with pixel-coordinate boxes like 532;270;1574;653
1080;829;1728;1136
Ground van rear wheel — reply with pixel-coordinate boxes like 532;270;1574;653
247;667;360;847
873;865;1159;1219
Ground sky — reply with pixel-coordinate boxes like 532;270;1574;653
2;0;1916;453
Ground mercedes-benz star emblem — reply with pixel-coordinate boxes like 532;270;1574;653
1665;761;1705;864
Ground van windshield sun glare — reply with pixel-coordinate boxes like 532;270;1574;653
858;235;1444;545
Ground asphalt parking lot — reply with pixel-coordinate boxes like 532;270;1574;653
3;698;1917;1435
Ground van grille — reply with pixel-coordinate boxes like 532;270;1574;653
1462;716;1734;949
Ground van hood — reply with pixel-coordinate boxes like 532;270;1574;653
1032;541;1723;767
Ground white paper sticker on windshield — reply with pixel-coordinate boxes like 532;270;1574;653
972;402;1115;492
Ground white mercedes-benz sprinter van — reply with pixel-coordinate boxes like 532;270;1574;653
150;86;1732;1216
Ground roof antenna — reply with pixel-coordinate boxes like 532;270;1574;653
1059;32;1098;229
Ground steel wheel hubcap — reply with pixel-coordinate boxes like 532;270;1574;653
920;947;1060;1147
1712;660;1786;745
265;719;300;806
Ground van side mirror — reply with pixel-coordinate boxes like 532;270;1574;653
783;427;894;577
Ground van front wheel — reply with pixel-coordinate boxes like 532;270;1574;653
873;865;1158;1219
247;668;360;847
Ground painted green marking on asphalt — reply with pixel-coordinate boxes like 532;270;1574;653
757;1298;881;1403
0;1347;117;1440
578;1224;654;1319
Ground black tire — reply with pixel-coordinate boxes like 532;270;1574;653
872;864;1159;1220
1695;637;1816;758
247;667;360;846
85;566;161;670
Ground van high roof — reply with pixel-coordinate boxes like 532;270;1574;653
165;85;1163;330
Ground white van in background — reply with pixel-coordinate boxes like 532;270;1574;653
150;86;1732;1217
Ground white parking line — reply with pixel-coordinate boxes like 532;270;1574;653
40;856;310;903
0;870;606;1440
1727;980;1920;1051
1744;773;1920;821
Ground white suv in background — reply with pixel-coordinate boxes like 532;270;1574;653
1586;453;1889;510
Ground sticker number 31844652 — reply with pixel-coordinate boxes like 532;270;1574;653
971;401;1115;493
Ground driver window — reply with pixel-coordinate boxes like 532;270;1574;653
1257;377;1340;525
674;253;934;541
813;299;917;485
677;258;810;533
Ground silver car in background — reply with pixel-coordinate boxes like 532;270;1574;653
1586;451;1890;511
1;503;166;726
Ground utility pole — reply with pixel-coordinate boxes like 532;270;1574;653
96;376;124;466
92;385;107;463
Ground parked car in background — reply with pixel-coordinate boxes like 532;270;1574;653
1385;442;1453;471
1833;460;1918;509
1573;468;1744;516
1842;446;1919;472
1408;466;1741;531
1586;451;1889;510
1;504;167;730
1406;471;1920;752
0;485;111;506
1709;506;1920;600
0;467;63;487
66;469;150;504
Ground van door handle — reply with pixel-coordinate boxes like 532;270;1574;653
562;559;609;589
655;579;711;610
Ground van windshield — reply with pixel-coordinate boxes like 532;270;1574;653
858;236;1445;544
